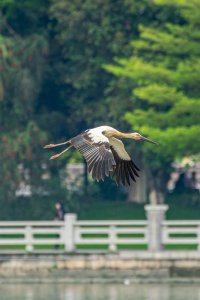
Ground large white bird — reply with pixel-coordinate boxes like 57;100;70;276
44;126;157;186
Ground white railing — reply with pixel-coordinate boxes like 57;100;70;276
74;220;148;251
0;221;65;252
0;217;148;252
162;221;200;249
0;209;200;252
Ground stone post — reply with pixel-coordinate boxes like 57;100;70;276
64;213;77;252
109;225;117;252
25;225;33;252
145;204;168;252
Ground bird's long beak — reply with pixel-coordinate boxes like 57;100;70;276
140;135;157;145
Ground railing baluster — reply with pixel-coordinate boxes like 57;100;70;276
109;225;117;252
25;225;33;252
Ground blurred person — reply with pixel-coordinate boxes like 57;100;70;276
54;201;65;250
54;201;65;221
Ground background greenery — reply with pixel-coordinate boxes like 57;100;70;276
0;0;199;219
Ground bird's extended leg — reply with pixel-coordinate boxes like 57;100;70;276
44;140;70;149
50;145;73;160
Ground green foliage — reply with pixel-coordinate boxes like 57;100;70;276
0;3;49;201
106;0;200;195
48;0;157;129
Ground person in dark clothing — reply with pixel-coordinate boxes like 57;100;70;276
54;201;65;250
54;201;65;221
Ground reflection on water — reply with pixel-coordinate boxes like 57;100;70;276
0;283;200;300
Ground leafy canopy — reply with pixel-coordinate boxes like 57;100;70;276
105;0;200;177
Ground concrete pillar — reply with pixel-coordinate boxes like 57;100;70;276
145;204;168;252
64;213;77;252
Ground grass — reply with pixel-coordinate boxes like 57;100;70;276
78;193;200;221
169;233;196;238
164;244;197;250
76;244;148;251
0;243;198;251
79;201;146;220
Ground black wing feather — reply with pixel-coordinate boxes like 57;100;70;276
110;146;139;186
129;161;140;177
124;163;130;186
127;163;136;182
120;162;125;186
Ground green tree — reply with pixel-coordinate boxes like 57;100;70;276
105;0;200;204
48;0;157;133
0;0;185;208
0;1;49;201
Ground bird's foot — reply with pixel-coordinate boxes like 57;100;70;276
44;144;56;149
50;153;60;160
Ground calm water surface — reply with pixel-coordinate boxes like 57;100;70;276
0;283;200;300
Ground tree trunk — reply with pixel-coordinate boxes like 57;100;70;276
127;169;147;203
149;188;164;205
148;170;167;205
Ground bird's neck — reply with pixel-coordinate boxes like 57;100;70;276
112;131;133;139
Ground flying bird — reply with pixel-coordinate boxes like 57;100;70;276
44;126;157;186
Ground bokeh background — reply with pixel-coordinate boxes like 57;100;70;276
0;0;199;220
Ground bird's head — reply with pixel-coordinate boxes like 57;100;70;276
130;132;157;144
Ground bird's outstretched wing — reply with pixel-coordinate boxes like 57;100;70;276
70;131;116;182
109;138;140;186
44;127;140;186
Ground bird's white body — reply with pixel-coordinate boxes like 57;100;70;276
87;126;131;160
87;126;115;143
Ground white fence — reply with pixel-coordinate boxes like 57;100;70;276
74;220;148;251
163;220;200;250
0;218;148;252
0;206;200;252
0;221;65;252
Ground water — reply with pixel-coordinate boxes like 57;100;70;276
0;283;200;300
